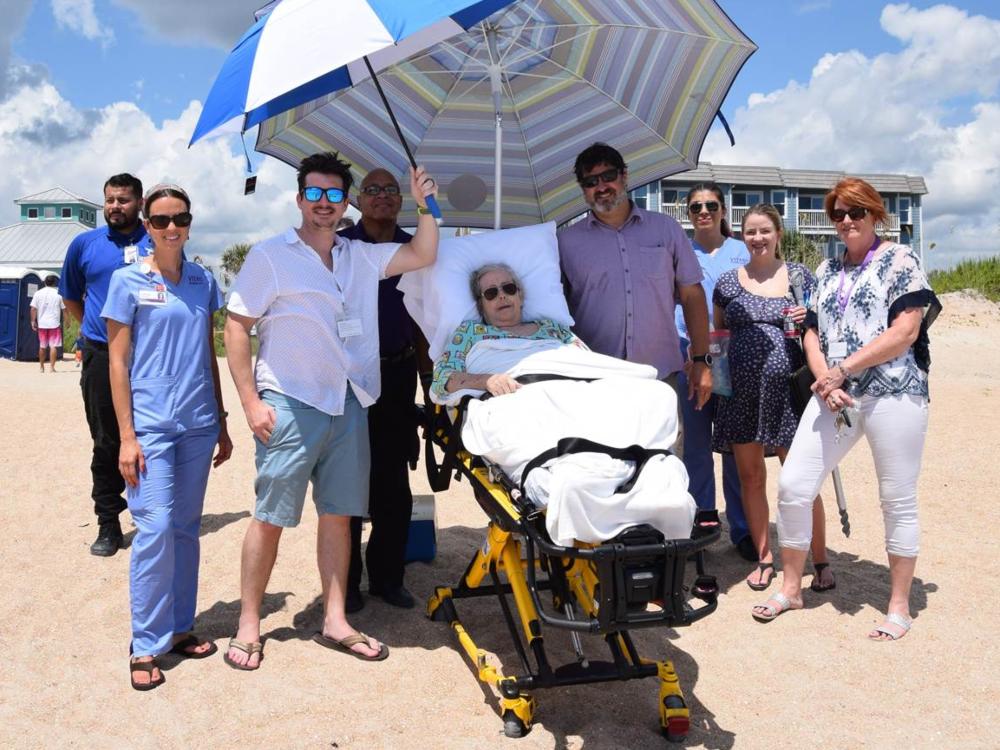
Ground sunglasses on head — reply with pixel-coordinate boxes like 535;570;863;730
360;184;400;196
148;212;192;230
479;282;519;301
830;207;868;222
580;167;620;189
688;201;721;214
302;186;346;203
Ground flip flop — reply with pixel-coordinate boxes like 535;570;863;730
169;633;219;660
313;631;389;661
810;562;836;592
223;637;264;671
868;613;912;641
130;658;165;691
751;592;797;622
746;562;776;591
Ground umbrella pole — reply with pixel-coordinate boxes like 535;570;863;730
487;27;502;231
362;56;442;221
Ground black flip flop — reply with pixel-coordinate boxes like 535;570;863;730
747;562;776;591
810;562;836;592
169;634;219;660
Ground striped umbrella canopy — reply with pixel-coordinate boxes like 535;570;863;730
255;0;756;229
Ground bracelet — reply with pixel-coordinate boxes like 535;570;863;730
416;205;432;215
836;363;851;379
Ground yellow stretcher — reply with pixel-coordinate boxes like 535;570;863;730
422;399;720;742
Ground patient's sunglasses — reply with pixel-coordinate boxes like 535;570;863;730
830;206;868;222
302;186;346;203
479;282;519;301
579;167;620;189
360;184;400;196
688;201;721;214
147;212;192;230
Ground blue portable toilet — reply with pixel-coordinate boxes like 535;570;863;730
0;266;47;360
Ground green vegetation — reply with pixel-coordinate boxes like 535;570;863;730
780;230;824;271
220;242;251;285
928;256;1000;302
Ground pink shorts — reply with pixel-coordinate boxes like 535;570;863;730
38;327;62;349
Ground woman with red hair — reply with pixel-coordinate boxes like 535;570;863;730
752;177;940;641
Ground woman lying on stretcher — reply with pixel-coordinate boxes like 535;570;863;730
430;262;585;398
426;263;696;546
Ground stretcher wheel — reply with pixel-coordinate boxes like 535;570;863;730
502;711;529;739
660;695;689;743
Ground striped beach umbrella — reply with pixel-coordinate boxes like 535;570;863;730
254;0;756;229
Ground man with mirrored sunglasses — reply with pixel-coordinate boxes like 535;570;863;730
557;142;713;456
59;172;153;557
338;167;424;613
224;152;439;668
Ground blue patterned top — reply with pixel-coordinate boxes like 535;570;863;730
812;243;940;398
431;318;578;398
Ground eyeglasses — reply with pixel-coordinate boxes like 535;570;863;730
830;207;868;222
302;186;346;203
360;184;400;196
688;201;721;214
479;282;519;301
147;212;192;230
580;168;620;189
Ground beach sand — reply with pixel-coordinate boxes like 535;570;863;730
0;291;997;749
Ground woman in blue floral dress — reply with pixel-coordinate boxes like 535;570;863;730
713;205;832;591
754;178;941;642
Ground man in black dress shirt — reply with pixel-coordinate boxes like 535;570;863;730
339;168;420;611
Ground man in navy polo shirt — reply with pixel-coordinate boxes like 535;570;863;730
60;173;152;556
339;168;420;612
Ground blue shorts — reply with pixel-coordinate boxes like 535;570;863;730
253;389;370;527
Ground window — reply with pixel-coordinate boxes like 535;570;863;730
27;208;38;218
61;207;72;218
898;197;911;224
629;185;647;210
731;190;763;207
799;193;825;210
770;190;786;216
661;188;680;205
43;206;55;218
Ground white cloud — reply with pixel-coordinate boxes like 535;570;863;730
111;0;254;48
0;0;33;100
702;3;1000;270
51;0;115;46
0;65;299;264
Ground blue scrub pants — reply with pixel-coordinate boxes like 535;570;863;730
127;425;218;657
677;341;748;545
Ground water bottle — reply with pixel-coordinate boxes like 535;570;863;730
709;330;732;397
835;379;862;442
782;293;800;339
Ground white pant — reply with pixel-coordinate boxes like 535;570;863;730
777;392;928;557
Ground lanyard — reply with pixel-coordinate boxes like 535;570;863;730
836;237;880;312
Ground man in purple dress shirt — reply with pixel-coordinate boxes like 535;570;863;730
557;143;713;451
339;168;420;612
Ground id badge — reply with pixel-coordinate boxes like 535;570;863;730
138;289;167;305
337;318;363;338
828;340;848;361
123;245;139;264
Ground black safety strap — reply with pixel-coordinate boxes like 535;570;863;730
423;395;476;492
520;437;674;497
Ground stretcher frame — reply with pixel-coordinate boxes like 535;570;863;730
422;398;720;742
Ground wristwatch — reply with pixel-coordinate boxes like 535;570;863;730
416;205;432;215
692;353;713;366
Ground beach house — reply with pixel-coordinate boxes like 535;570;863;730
0;188;100;273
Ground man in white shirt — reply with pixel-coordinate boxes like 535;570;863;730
223;152;439;668
30;275;64;373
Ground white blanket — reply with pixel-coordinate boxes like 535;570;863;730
457;344;695;544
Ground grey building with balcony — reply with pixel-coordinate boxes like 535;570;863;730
628;163;927;263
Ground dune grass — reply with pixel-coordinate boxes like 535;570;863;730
929;256;1000;302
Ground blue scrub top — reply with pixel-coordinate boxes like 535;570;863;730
59;225;153;343
101;261;223;434
675;236;750;340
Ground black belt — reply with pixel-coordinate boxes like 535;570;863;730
381;345;415;365
83;338;108;352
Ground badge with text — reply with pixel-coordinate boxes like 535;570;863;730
827;340;848;360
337;317;363;338
138;289;167;305
124;245;139;264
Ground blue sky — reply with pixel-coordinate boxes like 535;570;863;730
3;1;999;270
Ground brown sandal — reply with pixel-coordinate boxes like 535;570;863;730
223;637;263;671
313;631;389;661
130;658;164;691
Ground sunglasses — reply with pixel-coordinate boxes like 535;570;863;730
147;212;192;230
580;167;620;189
830;207;868;222
479;282;519;301
688;201;721;214
360;184;400;196
302;186;346;203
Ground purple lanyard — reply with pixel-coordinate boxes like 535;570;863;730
836;237;880;312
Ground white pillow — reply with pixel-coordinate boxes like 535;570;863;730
398;222;574;360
